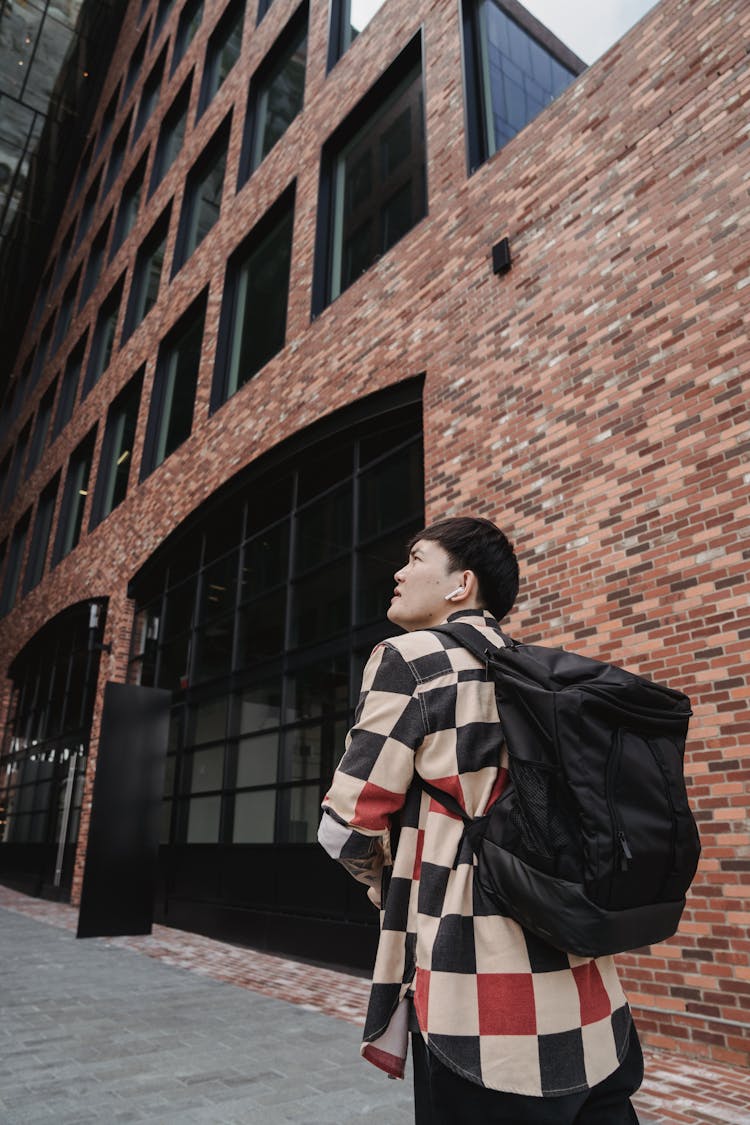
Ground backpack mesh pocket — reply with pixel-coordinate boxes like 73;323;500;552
508;757;571;860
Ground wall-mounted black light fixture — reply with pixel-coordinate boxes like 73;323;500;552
492;237;512;275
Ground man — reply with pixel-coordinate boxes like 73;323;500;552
318;516;643;1124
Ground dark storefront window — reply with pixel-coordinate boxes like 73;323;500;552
90;370;143;528
462;0;579;170
128;393;423;858
0;604;104;897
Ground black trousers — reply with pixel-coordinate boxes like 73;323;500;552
412;1022;643;1125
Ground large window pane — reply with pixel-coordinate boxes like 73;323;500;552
236;592;286;666
244;16;307;178
290;558;350;646
186;794;220;841
233;789;275;842
186;745;224;792
294;484;351;573
83;278;124;396
236;732;278;787
90;368;143;528
277;784;319;843
52;428;97;564
198;0;244;114
123;207;170;340
240;521;289;601
173;119;228;271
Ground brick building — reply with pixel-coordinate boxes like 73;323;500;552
0;0;748;1072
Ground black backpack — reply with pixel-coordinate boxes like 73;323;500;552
421;622;701;958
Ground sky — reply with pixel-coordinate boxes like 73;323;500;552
520;0;660;64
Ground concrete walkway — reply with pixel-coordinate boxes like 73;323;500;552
1;888;748;1124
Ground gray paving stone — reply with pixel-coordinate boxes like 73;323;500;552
0;906;415;1123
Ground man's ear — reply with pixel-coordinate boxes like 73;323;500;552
451;570;480;604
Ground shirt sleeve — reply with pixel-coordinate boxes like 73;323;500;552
318;641;425;889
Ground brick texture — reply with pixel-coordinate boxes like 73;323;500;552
0;0;748;1070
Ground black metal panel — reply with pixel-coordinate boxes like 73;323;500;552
77;682;171;938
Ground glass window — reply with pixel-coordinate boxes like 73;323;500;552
173;117;229;272
277;784;319;842
79;213;112;313
213;192;293;407
3;422;31;508
240;521;289;601
186;794;221;841
111;155;147;258
317;48;426;310
52;267;81;354
52;221;75;291
241;13;307;180
29;317;53;391
52;428;97;565
103;111;133;198
329;0;385;66
463;0;579;170
233;789;275;842
123;206;170;341
82;276;124;396
186;745;224;792
95;84;121;158
256;0;274;22
89;368;143;528
141;290;206;477
237;679;282;734
192;696;228;744
153;0;176;42
74;170;102;251
22;474;60;595
0;510;31;616
123;24;150;103
150;74;192;194
25;378;58;479
133;48;167;143
172;0;203;73
52;332;88;438
198;0;244;115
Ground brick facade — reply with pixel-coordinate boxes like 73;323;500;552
0;0;748;1070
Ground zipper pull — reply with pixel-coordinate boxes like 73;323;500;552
618;830;633;871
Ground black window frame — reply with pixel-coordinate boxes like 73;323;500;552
79;212;113;314
3;421;31;509
150;72;193;196
52;266;81;355
0;509;32;617
111;153;148;260
74;169;102;252
82;275;125;398
51;427;98;567
103;110;134;199
172;114;230;274
141;289;208;479
197;0;245;118
52;331;88;439
327;0;386;70
211;183;294;413
25;377;59;480
311;33;426;316
238;2;308;186
171;0;204;74
22;473;61;596
122;205;172;343
133;45;168;144
89;368;144;529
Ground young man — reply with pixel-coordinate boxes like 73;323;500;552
318;516;643;1124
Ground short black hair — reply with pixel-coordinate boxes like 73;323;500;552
408;516;519;621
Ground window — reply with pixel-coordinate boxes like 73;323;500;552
90;370;143;527
82;276;124;397
240;5;307;182
103;111;133;198
128;392;423;850
74;170;102;251
79;213;112;312
150;74;193;195
173;117;229;272
52;268;81;354
212;187;293;409
0;510;31;617
52;221;75;292
73;138;94;200
124;24;150;102
95;83;121;158
141;291;206;478
133;47;167;143
328;0;385;67
172;0;203;73
29;317;53;391
111;155;147;258
153;0;176;42
123;207;170;341
52;428;97;565
462;0;579;171
52;332;88;438
0;453;10;508
22;474;60;595
31;266;52;330
257;0;274;22
3;422;31;509
25;378;58;479
313;39;426;312
198;0;245;115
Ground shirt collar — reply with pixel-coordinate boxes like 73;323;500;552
445;608;500;628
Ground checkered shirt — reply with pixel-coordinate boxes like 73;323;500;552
319;609;632;1097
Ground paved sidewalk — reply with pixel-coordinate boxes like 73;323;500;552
1;886;748;1125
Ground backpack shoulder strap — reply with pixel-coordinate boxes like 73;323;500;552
417;776;473;826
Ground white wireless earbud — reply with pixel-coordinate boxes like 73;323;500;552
444;586;466;601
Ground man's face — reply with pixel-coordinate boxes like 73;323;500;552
387;539;464;631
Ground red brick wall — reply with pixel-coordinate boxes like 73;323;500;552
1;0;748;1068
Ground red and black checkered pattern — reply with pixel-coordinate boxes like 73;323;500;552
319;610;632;1097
